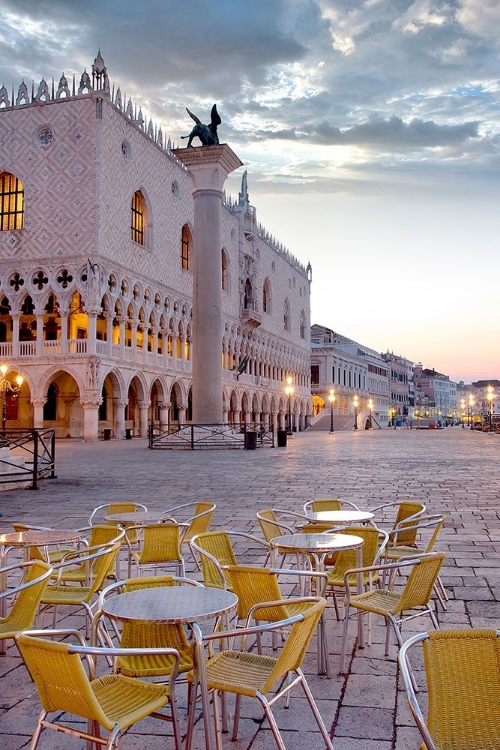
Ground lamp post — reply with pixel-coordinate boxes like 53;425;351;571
0;365;23;433
285;376;294;436
367;398;373;429
389;406;395;428
414;407;420;430
486;385;495;432
468;394;475;429
352;394;359;430
328;388;336;433
460;398;466;428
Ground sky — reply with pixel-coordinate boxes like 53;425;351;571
1;0;499;383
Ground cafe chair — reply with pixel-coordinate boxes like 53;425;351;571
369;500;426;545
224;564;330;676
191;530;270;590
126;522;185;578
340;552;445;676
186;596;334;750
0;560;52;653
399;628;500;750
53;525;125;584
383;515;448;609
11;523;76;564
39;542;120;635
302;498;360;514
15;628;182;750
97;574;202;680
88;502;147;550
324;525;389;620
166;501;216;569
256;508;307;566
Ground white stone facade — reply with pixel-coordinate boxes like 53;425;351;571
0;54;311;439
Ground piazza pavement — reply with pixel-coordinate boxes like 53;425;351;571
0;426;499;749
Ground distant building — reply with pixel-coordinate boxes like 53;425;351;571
413;366;457;424
0;51;312;439
381;352;412;425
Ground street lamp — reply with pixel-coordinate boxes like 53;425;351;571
460;398;466;428
468;394;475;429
486;385;495;432
367;398;373;429
389;406;395;427
352;394;359;430
328;388;336;433
414;407;420;430
285;376;294;436
0;365;23;433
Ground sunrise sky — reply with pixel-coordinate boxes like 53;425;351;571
1;0;498;382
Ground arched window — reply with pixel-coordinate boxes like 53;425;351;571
181;224;192;270
1;172;24;230
263;278;271;313
300;309;306;339
284;298;290;332
244;279;254;310
221;249;228;290
131;190;147;245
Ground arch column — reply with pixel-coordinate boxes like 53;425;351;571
36;314;44;355
118;318;126;359
81;399;100;441
105;313;114;355
233;408;241;427
151;326;159;366
159;401;170;431
137;400;150;438
87;311;98;355
11;312;20;357
172;145;242;424
115;398;128;439
30;398;46;429
271;410;279;434
59;311;68;354
178;404;187;425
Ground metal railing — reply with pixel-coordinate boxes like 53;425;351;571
0;429;56;490
149;423;275;450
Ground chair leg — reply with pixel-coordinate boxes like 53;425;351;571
232;694;242;741
29;711;46;750
298;671;335;750
384;615;391;656
340;602;351;673
185;675;199;750
258;694;287;750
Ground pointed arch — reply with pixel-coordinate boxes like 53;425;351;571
181;224;192;270
263;278;271;313
283;298;291;332
131;189;150;247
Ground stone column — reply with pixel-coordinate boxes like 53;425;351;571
87;311;98;355
172;145;242;424
11;312;19;357
159;401;170;431
82;399;100;441
59;311;68;354
36;314;44;355
115;399;128;439
151;326;159;366
119;318;126;359
178;405;186;425
106;313;114;355
30;398;46;429
138;400;150;437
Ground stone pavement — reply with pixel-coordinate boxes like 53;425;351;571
0;427;499;749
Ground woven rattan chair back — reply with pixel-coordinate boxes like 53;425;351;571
311;499;342;511
88;502;147;545
182;502;215;541
225;565;288;621
262;597;326;693
328;525;381;582
194;531;237;589
257;509;284;542
399;628;500;750
391;501;426;546
136;523;182;566
395;552;445;614
0;561;51;636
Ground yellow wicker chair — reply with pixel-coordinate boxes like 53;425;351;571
369;500;426;547
340;552;445;675
383;515;448;609
224;564;330;676
39;542;120;634
166;501;216;568
88;501;147;548
15;628;182;750
324;525;388;619
256;509;307;566
399;628;500;750
126;522;185;578
303;498;360;513
186;597;334;750
97;574;202;680
0;560;52;654
52;525;125;584
190;530;270;590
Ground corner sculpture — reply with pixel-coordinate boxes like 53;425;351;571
182;104;221;147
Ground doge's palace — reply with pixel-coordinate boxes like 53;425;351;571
0;51;312;440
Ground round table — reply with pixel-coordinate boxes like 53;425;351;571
304;510;374;525
271;532;364;571
104;510;174;525
0;529;83;566
99;585;237;750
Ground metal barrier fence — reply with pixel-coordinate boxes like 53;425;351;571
148;423;276;450
0;429;56;490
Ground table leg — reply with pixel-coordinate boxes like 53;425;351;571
191;622;216;750
356;545;364;648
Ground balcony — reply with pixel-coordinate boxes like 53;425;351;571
241;300;262;328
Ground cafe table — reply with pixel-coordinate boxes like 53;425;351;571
270;532;366;668
304;509;375;526
104;510;175;525
95;584;238;750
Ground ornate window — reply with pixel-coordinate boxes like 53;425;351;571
0;172;24;231
131;190;146;245
221;249;228;290
263;278;271;313
284;298;290;332
181;224;192;270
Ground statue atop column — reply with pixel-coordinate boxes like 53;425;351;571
181;104;221;147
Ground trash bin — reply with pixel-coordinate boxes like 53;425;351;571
244;431;257;450
125;428;132;440
103;428;112;441
277;430;287;447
